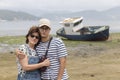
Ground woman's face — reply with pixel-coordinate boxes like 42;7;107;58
28;32;39;45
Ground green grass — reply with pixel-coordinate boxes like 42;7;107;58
0;36;25;44
0;33;120;45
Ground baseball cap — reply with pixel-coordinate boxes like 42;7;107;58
39;18;51;29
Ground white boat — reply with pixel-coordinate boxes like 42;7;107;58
56;17;109;41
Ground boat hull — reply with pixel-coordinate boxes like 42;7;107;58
56;26;109;41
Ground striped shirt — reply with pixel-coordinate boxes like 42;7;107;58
36;37;69;80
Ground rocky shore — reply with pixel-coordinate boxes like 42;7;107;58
0;33;120;56
0;43;19;53
1;33;120;80
0;40;117;58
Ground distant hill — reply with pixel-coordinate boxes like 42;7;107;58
0;10;39;21
33;6;120;21
103;6;120;20
1;6;120;21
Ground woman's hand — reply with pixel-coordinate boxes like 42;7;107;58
41;58;50;66
15;49;25;59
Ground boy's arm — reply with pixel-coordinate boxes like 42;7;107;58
57;57;66;80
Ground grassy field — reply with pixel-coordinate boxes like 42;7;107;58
0;33;120;80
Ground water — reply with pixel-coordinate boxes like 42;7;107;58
0;20;61;36
0;20;120;36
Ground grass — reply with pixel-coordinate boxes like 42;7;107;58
0;36;25;45
0;33;120;46
0;33;120;80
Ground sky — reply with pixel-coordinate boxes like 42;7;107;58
0;0;120;12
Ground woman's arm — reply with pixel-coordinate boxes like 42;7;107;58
17;50;50;71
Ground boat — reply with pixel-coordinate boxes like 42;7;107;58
56;17;109;41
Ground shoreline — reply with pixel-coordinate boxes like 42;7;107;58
0;32;119;37
1;33;120;80
0;31;119;37
0;32;120;56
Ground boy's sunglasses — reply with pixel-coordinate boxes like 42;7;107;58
30;34;39;39
39;27;50;31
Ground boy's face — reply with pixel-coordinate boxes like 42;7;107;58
39;26;51;38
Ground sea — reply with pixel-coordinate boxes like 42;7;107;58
0;20;120;36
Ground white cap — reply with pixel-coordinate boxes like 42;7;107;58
39;18;51;29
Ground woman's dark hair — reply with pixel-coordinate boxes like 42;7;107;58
26;26;41;48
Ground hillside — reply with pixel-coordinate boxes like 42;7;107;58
1;6;120;21
33;6;120;21
0;10;39;21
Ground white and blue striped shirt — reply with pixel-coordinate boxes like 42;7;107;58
36;37;69;80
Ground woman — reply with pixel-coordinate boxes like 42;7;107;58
16;26;50;80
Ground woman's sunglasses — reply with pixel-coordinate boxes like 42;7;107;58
30;34;39;39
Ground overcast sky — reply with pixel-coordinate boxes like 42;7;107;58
0;0;120;12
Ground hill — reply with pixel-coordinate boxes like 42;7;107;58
0;10;39;21
1;6;120;21
33;6;120;21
